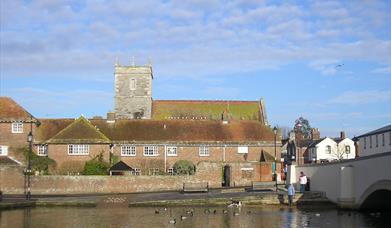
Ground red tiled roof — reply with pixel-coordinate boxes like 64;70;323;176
0;97;37;122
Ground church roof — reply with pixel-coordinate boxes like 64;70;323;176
46;116;111;144
0;97;38;123
152;100;265;123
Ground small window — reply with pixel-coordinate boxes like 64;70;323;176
148;168;159;176
364;137;367;149
121;145;136;156
369;136;372;148
143;146;158;156
376;135;378;147
166;146;177;156
12;122;23;133
130;78;136;90
382;133;385;146
167;168;174;175
238;146;248;154
345;145;350;154
0;146;8;156
38;145;48;156
325;145;331;154
134;168;141;176
68;144;89;155
199;146;209;156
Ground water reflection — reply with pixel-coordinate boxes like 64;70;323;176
0;206;389;228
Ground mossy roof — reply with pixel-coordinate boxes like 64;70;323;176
0;97;38;122
46;116;110;144
152;100;261;121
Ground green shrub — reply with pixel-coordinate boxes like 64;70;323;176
173;160;195;175
83;153;110;175
23;147;56;175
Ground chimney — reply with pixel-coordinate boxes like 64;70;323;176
107;112;116;123
295;131;304;141
340;131;345;140
311;128;320;140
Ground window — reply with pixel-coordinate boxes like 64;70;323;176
68;144;89;155
166;146;177;156
143;146;158;156
134;168;141;176
238;146;248;154
167;168;174;175
370;136;372;148
325;145;331;154
148;168;159;175
376;135;378;147
121;145;136;156
38;145;48;156
382;134;385;146
199;146;209;156
130;78;136;90
345;145;351;154
12;122;23;133
0;146;8;156
364;137;366;149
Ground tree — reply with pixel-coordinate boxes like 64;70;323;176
294;117;312;139
173;160;195;175
83;153;110;175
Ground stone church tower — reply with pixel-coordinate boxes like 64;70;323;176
114;63;153;119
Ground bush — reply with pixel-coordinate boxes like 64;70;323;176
83;153;110;175
173;160;195;175
23;147;56;175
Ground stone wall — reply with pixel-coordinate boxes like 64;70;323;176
114;65;152;119
0;165;25;194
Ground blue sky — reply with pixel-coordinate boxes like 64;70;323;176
1;0;390;138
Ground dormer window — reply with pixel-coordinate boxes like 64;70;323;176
12;122;23;133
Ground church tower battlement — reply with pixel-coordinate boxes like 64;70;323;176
114;61;153;119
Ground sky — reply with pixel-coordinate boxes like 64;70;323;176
0;0;390;138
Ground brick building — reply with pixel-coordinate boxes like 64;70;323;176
0;63;281;186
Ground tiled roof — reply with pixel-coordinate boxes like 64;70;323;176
109;161;133;171
297;139;314;148
307;138;326;148
0;97;38;122
92;119;275;144
357;124;391;138
0;156;21;166
152;100;263;123
46;116;111;144
35;119;74;142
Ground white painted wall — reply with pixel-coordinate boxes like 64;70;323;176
293;152;391;208
337;138;356;160
308;138;355;162
359;131;391;157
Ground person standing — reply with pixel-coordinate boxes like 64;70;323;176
283;164;288;183
287;184;295;206
299;171;307;193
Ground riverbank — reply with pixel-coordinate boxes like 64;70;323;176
0;190;334;210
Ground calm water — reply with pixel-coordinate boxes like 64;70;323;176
0;206;389;228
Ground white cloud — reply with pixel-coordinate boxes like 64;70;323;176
328;90;391;105
371;66;391;74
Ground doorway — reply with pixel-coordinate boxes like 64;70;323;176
223;165;231;187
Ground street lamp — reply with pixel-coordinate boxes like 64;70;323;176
26;127;33;200
273;126;278;191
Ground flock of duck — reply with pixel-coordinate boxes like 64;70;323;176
153;200;243;225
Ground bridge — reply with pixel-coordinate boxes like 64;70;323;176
288;152;391;210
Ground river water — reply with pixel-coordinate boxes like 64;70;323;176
0;206;389;228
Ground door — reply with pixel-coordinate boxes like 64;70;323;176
223;165;231;187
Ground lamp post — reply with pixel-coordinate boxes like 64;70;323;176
273;126;278;192
26;121;33;200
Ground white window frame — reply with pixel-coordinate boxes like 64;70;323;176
143;146;159;156
166;146;177;156
121;145;136;156
37;145;48;156
12;122;23;133
238;146;248;154
325;145;331;154
167;168;174;175
345;145;350;154
68;144;89;155
0;146;8;156
134;168;141;176
130;78;136;90
199;146;209;157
